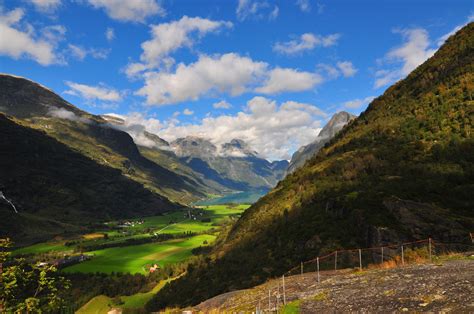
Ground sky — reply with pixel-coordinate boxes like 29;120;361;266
0;0;473;160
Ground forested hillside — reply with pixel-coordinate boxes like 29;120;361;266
147;22;474;310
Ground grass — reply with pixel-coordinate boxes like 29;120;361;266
13;242;70;255
63;234;216;274
76;295;112;314
281;300;301;314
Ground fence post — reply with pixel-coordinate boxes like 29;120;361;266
268;290;271;311
358;249;362;271
401;245;404;266
317;257;320;283
301;261;303;275
335;251;338;271
282;275;286;305
381;247;384;263
428;238;432;263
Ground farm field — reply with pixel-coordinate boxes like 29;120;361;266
63;234;216;274
13;205;249;275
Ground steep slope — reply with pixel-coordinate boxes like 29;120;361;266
147;23;474;310
286;111;355;174
0;114;178;245
0;74;206;204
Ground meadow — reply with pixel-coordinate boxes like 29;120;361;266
14;204;249;274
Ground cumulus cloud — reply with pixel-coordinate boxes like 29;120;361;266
343;96;375;109
126;16;232;77
68;44;110;61
64;81;123;102
0;7;63;65
236;0;279;21
47;107;90;123
135;53;326;105
110;97;326;160
86;0;165;23
28;0;61;12
273;33;340;55
336;61;357;77
105;27;115;41
374;28;436;89
136;53;268;105
213;100;232;109
255;67;323;94
183;108;194;115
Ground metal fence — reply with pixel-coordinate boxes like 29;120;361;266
222;238;473;313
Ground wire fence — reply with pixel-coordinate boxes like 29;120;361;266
220;237;474;313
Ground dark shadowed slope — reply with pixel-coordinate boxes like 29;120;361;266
147;22;474;310
0;114;179;245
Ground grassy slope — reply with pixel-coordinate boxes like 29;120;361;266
63;234;216;274
147;23;474;310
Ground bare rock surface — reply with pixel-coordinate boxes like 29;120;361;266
194;257;474;313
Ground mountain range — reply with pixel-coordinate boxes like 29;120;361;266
147;22;474;310
1;73;349;244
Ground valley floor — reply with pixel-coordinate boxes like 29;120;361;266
194;256;474;313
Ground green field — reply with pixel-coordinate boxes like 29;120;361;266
63;234;215;274
13;242;70;255
14;205;249;275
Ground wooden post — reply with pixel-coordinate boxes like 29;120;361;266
282;275;286;305
429;238;432;263
268;290;271;311
335;251;338;271
358;249;362;271
381;247;384;263
317;257;320;283
401;245;404;265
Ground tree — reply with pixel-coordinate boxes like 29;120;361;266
0;238;71;313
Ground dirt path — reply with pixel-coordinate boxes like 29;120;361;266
194;257;474;313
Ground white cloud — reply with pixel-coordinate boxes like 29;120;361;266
213;100;232;109
296;0;311;12
255;67;323;94
64;81;123;102
374;28;436;89
28;0;61;12
112;97;326;160
273;33;340;55
336;61;357;77
86;0;165;23
437;14;474;46
0;7;63;65
47;107;90;123
183;108;194;115
68;44;110;61
136;53;268;105
125;16;232;77
343;96;375;109
105;27;115;41
236;0;279;21
135;53;324;105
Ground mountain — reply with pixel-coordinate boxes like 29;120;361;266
286;111;355;174
170;136;289;191
102;115;289;195
0;114;179;245
0;74;210;205
147;22;474;310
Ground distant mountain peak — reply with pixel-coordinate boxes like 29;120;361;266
286;111;356;174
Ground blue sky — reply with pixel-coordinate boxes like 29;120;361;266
0;0;473;160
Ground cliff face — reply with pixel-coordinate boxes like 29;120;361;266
286;111;355;174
